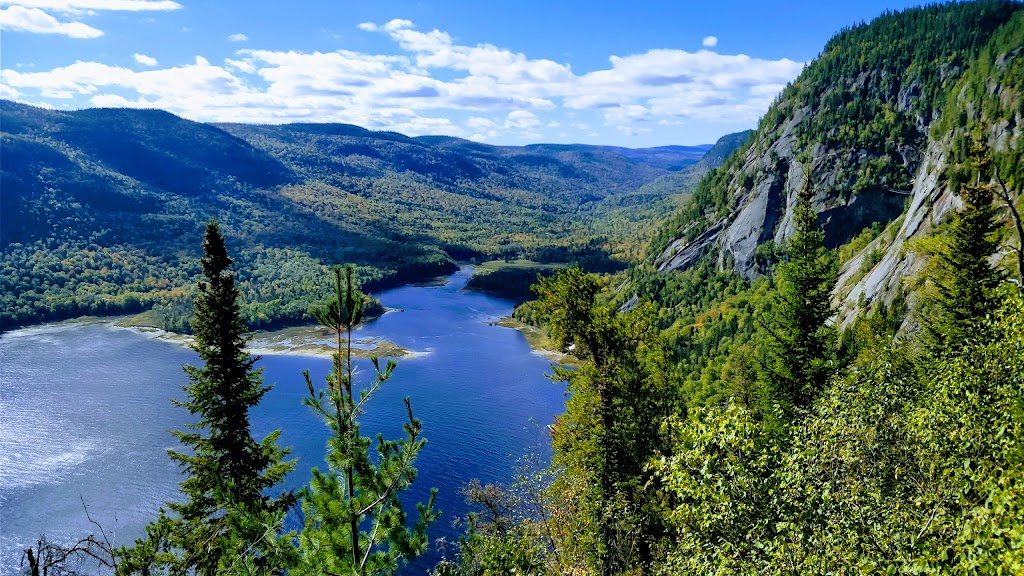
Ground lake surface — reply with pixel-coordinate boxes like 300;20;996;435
0;267;566;574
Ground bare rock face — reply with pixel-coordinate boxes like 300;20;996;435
722;169;787;278
655;218;729;272
833;139;953;329
660;99;909;281
835;74;1023;328
654;16;1022;300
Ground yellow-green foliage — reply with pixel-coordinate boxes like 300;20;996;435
651;294;1024;575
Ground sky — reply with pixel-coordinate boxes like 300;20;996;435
1;0;935;147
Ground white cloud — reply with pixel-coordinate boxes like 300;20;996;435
133;53;157;66
0;1;182;11
8;18;805;142
228;33;248;42
224;58;255;74
0;0;180;39
749;83;786;96
383;19;413;32
375;19;575;86
603;104;650;126
0;83;20;99
0;5;102;37
702;36;718;48
504;110;541;129
2;56;248;102
467;116;496;129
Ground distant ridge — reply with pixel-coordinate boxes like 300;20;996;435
0;99;720;330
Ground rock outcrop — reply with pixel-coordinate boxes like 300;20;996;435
654;4;1023;320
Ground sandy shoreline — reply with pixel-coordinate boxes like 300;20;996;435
489;316;579;366
2;315;424;360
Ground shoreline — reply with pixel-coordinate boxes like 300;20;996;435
0;265;535;360
490;316;580;366
1;315;423;360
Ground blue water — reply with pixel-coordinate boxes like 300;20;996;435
0;267;566;574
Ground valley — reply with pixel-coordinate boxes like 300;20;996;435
0;101;744;332
2;1;1023;575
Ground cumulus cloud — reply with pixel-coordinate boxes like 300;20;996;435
2;56;247;102
504;109;540;129
702;35;718;47
7;18;805;141
133;53;157;66
602;104;651;126
0;0;180;39
0;83;20;99
0;1;182;12
227;33;248;42
0;5;102;37
467;116;496;129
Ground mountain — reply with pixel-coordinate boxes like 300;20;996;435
629;131;753;205
586;131;752;260
616;1;1023;410
0;101;715;331
650;1;1023;329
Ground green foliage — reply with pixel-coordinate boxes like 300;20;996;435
1;102;708;331
117;221;296;575
651;292;1024;575
648;1;1020;263
432;479;550;576
626;260;767;409
464;260;565;303
837;221;883;266
590;131;752;261
648;135;756;256
920;170;1006;351
438;6;1024;575
649;402;783;575
935;13;1024;288
533;268;676;574
780;1;1018;194
761;183;838;415
295;265;438;575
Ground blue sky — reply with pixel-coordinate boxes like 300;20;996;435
2;0;932;147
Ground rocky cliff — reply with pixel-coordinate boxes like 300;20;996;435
653;3;1023;327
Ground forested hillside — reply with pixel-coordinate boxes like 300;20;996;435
0;102;717;331
460;3;1024;574
588;131;753;261
652;0;1020;279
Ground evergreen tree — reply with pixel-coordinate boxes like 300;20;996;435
534;267;674;574
295;265;438;576
118;221;296;575
925;150;1006;350
762;182;838;417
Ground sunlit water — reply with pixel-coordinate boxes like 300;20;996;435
0;267;566;574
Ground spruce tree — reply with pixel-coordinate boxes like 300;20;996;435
295;265;437;576
925;168;1005;351
118;221;296;575
534;267;674;574
762;181;838;417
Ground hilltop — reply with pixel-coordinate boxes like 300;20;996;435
0;102;739;330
